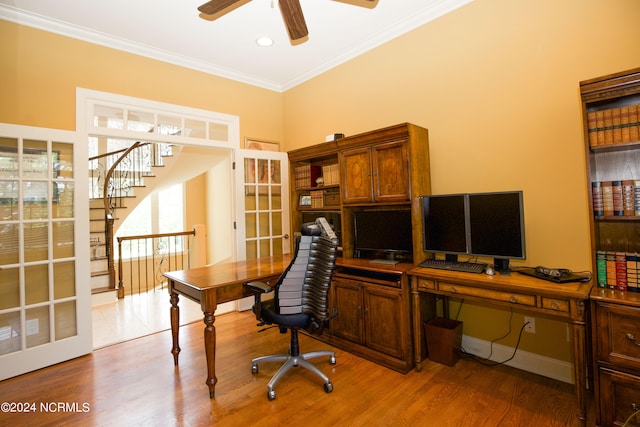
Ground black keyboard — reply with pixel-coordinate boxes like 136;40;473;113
418;259;487;274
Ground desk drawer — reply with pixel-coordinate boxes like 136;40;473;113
439;282;536;307
595;302;640;370
417;278;436;290
541;297;570;313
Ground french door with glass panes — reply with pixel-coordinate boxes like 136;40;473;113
235;148;290;260
0;125;91;381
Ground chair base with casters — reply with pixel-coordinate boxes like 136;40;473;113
251;328;336;401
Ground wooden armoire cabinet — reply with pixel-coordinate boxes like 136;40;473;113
287;123;434;373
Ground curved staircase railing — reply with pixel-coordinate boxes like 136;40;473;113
89;141;173;298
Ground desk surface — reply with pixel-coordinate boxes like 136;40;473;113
409;266;593;299
163;254;292;292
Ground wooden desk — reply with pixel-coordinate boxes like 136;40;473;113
163;254;292;398
408;267;592;424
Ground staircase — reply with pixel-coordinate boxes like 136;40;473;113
89;142;176;305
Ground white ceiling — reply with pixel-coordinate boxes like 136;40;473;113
0;0;472;92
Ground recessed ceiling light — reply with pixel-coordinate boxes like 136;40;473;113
256;36;274;47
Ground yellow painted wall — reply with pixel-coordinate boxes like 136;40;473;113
0;21;284;143
283;0;640;363
2;0;640;366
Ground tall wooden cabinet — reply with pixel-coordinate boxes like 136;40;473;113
287;123;433;372
580;67;640;427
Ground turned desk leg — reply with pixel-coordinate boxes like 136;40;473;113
203;310;217;398
170;289;180;365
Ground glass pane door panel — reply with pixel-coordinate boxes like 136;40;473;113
55;301;77;340
0;180;18;220
245;212;256;238
0;267;19;309
0;311;21;355
0;138;19;178
53;221;75;259
24;222;48;262
25;264;49;305
0;224;19;264
258;212;270;237
127;110;154;132
53;261;76;299
52;142;74;179
245;240;257;259
53;182;74;218
26;305;50;348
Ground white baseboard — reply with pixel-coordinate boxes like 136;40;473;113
461;335;574;384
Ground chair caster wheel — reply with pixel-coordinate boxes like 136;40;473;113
268;390;276;401
324;381;333;393
251;363;258;374
329;355;336;365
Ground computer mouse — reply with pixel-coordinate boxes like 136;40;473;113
485;266;495;276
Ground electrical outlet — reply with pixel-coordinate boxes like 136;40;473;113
524;316;535;333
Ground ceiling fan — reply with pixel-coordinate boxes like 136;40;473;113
198;0;377;42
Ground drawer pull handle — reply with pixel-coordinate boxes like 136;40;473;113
626;333;640;346
510;296;518;303
551;301;560;310
450;286;457;293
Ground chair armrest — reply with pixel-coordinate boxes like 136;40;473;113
244;281;272;294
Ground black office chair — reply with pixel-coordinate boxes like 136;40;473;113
245;217;339;401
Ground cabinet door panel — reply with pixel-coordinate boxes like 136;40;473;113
372;141;409;202
341;148;373;204
364;286;403;358
599;368;640;427
330;278;364;343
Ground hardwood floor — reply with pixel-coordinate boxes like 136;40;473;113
0;311;593;426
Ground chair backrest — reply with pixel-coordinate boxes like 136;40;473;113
275;218;339;322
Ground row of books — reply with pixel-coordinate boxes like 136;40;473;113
595;251;640;291
321;164;340;186
591;180;640;217
294;163;340;189
294;165;322;189
587;104;640;147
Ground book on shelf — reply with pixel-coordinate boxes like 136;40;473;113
615;251;627;290
592;181;604;216
602;181;614;216
603;109;614;145
596;250;607;288
621;106;630;142
630;104;640;142
606;251;617;289
627;253;639;292
588;111;598;147
612;180;624;216
612;107;622;144
636;179;640;215
623;180;635;216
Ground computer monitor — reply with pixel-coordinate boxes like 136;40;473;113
421;194;468;261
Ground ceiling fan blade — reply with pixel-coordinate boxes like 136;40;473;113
198;0;245;16
279;0;308;40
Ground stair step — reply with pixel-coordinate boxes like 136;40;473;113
91;270;109;277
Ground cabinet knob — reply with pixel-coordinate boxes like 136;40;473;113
626;333;640;346
510;296;518;304
450;286;457;293
551;301;560;310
